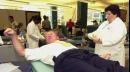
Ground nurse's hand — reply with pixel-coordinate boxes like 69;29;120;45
100;53;111;60
92;34;102;44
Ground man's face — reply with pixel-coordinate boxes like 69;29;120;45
34;20;41;24
44;31;59;44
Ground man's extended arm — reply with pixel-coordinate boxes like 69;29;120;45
4;28;25;56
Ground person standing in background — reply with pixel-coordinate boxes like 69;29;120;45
87;4;127;66
66;19;74;35
16;23;24;35
8;16;18;30
59;16;68;37
27;15;45;48
42;15;51;31
92;20;99;27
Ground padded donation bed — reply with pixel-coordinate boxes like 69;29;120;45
31;60;54;72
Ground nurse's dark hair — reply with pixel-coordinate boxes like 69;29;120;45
105;4;120;17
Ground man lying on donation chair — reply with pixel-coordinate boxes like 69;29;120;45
4;28;128;72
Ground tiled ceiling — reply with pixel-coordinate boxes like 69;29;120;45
1;0;129;10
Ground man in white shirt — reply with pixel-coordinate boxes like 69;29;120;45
4;28;77;65
27;15;45;48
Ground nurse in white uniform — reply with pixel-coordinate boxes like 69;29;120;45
88;4;127;66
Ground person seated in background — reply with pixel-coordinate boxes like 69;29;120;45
16;23;24;35
0;29;5;36
4;28;127;72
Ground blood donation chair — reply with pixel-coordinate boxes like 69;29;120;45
31;60;54;72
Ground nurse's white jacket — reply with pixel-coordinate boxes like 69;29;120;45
88;17;127;66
